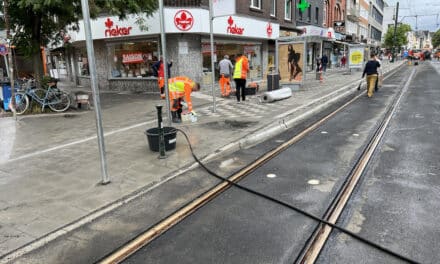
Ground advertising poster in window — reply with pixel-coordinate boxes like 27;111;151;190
349;46;364;69
278;43;304;83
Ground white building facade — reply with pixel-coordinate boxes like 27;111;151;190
65;7;279;92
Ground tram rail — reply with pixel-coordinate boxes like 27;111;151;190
100;66;418;264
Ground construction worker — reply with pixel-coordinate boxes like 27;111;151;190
233;53;249;103
218;55;233;97
152;56;172;99
168;76;200;123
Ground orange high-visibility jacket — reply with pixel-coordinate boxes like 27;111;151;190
168;76;195;111
233;55;249;79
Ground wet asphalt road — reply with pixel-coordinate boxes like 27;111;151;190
121;64;438;263
317;61;440;264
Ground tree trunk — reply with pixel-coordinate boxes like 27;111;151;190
31;14;44;88
32;51;43;88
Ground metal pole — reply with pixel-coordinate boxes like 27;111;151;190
3;0;15;119
3;54;9;78
303;40;307;85
156;105;166;159
80;0;110;184
209;0;217;113
159;0;172;126
392;2;399;62
275;39;279;73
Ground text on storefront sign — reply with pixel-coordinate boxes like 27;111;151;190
105;18;132;37
227;16;244;35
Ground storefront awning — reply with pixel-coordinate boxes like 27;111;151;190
277;35;330;43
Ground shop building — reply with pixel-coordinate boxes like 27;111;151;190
63;1;305;93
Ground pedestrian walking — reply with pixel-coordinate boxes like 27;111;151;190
321;54;328;72
152;56;173;99
341;55;347;68
362;53;381;98
218;55;233;97
315;56;321;72
233;53;249;103
168;76;200;123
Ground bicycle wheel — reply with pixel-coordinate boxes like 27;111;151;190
14;92;29;115
48;91;71;112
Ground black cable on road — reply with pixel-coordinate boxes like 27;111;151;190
176;128;420;264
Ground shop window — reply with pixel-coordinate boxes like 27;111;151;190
285;0;292;20
107;40;159;78
251;0;261;9
77;47;89;77
201;43;262;80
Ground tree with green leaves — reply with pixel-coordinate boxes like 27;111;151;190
432;29;440;49
383;23;412;50
0;0;158;86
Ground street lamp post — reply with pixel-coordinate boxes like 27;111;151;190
209;0;217;113
80;0;110;184
392;2;399;62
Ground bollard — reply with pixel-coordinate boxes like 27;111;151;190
156;105;166;159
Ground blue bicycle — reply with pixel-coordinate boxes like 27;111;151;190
14;81;71;115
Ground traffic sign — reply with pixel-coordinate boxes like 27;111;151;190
0;44;8;56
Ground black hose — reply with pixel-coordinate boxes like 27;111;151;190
176;128;420;264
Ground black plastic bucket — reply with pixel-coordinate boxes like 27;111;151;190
145;127;177;152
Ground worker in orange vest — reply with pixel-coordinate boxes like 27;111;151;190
232;53;249;103
168;76;200;123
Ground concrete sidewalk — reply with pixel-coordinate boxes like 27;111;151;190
0;61;404;262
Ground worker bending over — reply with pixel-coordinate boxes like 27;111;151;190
168;76;200;123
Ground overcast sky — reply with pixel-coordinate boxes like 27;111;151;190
386;0;440;32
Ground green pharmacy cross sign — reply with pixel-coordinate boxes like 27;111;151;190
297;0;310;12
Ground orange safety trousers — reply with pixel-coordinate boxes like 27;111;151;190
219;74;231;96
158;78;165;99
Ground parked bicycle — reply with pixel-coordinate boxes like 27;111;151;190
14;79;71;115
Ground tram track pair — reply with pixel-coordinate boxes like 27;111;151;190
100;65;419;264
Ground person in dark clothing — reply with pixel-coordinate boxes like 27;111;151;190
362;53;381;98
321;54;328;72
315;56;321;72
288;45;302;81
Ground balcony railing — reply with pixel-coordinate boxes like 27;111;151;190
164;0;208;7
346;7;360;22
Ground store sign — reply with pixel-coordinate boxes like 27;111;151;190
226;16;244;35
174;10;194;31
243;46;255;54
299;25;334;39
105;18;132;37
349;46;364;69
266;23;273;38
122;53;143;64
202;43;216;54
0;44;8;56
333;21;345;33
